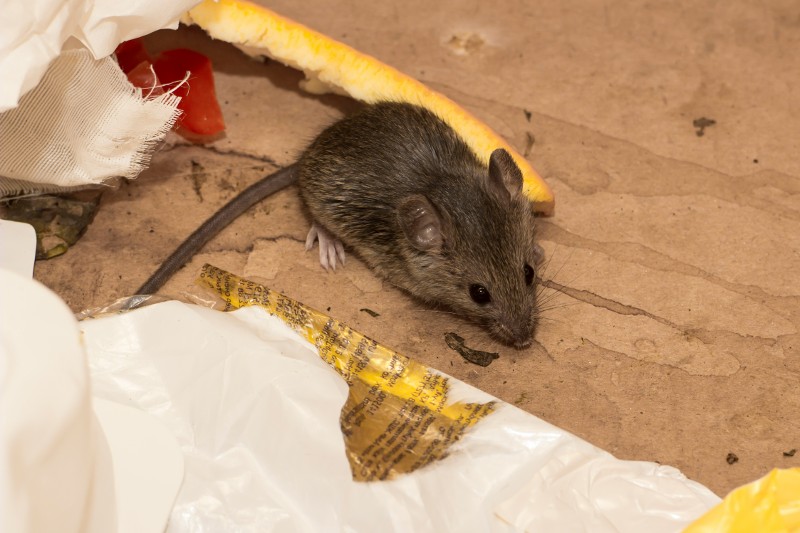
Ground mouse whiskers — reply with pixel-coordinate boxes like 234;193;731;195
417;307;461;318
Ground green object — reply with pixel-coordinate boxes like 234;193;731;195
3;194;100;259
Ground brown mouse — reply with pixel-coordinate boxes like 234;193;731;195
137;102;541;347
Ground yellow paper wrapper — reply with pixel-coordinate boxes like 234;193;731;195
685;468;800;532
183;0;555;214
197;264;495;481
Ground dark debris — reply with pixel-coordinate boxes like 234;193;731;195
444;332;499;367
693;117;716;137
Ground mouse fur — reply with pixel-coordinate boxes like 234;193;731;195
297;102;540;347
136;101;541;347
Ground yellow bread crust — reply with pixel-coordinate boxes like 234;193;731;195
183;0;554;213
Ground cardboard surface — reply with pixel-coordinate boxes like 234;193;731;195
32;1;800;497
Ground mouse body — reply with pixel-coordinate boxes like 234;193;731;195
297;102;540;347
137;102;540;347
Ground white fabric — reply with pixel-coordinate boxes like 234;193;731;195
0;0;199;112
0;49;181;190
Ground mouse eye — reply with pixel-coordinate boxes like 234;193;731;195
524;264;534;286
469;284;492;305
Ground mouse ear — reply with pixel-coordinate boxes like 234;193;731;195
397;195;444;252
488;148;523;201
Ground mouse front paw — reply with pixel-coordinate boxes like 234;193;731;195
304;223;346;271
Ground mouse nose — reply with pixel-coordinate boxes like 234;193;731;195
512;329;534;349
502;317;534;349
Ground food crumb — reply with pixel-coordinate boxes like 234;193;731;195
693;117;716;137
726;452;739;465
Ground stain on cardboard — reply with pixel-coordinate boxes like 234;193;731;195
523;132;536;157
446;33;485;55
190;159;208;201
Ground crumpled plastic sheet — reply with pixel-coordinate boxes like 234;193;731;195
80;300;720;532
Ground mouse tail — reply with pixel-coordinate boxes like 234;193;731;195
132;164;298;302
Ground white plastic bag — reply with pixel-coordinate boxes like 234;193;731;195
81;299;720;532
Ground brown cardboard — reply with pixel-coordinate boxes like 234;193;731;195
32;1;800;497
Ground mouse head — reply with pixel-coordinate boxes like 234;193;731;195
397;148;541;348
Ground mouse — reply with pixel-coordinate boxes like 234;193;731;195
135;101;541;347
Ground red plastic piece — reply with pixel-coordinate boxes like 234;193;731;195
114;40;226;140
152;48;226;137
